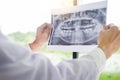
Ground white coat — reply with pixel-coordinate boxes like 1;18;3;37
0;32;106;80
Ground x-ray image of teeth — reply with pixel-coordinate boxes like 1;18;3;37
49;8;106;45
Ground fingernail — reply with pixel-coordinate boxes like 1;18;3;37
43;23;47;27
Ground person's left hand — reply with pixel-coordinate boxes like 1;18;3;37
29;23;52;51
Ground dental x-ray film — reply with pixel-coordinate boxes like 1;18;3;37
48;1;107;52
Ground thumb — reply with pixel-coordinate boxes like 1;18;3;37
45;23;52;34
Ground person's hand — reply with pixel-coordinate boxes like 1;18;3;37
29;23;52;51
98;24;120;59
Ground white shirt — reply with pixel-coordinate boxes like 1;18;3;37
0;32;106;80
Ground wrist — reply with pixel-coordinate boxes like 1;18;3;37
29;40;43;51
98;45;112;59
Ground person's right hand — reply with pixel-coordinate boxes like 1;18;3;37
98;24;120;59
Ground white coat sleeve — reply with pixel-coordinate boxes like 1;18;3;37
24;45;106;80
56;48;106;80
0;39;106;80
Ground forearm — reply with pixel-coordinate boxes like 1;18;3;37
29;40;43;52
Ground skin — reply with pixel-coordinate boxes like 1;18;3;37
98;24;120;59
29;23;52;51
30;23;120;59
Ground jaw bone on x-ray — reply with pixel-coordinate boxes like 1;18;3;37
48;1;107;51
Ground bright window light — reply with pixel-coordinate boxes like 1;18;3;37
0;0;64;34
0;0;120;35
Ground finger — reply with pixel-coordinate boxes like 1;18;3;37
108;23;118;29
103;23;116;31
109;24;119;37
109;25;119;32
112;31;120;50
46;23;52;30
37;23;48;33
37;23;45;30
42;23;48;30
45;23;52;33
103;25;109;30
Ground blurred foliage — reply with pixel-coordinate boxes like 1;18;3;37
100;72;120;80
8;32;35;45
116;49;120;54
8;32;71;56
8;31;120;55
